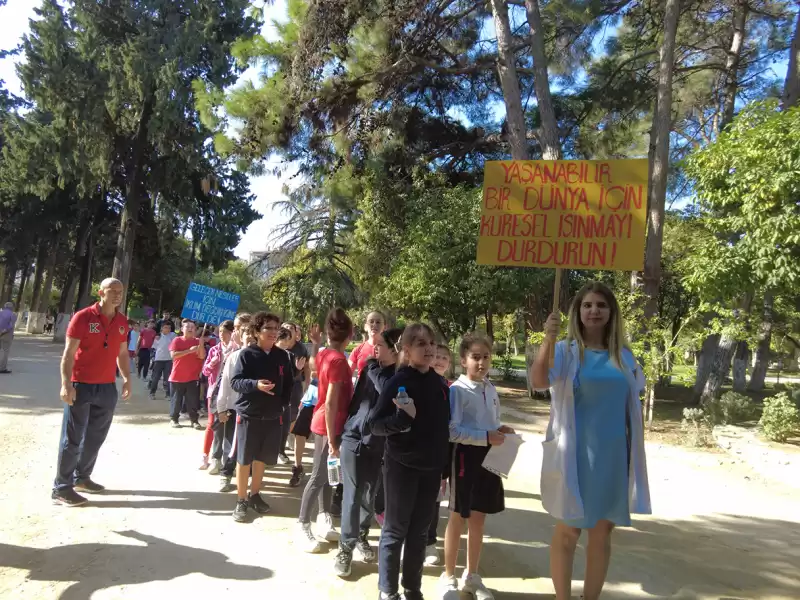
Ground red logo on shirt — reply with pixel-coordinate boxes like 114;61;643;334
89;323;100;334
279;366;284;377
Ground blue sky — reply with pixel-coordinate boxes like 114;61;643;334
0;0;293;260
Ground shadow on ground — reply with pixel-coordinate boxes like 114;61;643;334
482;506;800;599
0;530;272;600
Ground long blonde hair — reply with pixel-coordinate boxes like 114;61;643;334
566;282;628;369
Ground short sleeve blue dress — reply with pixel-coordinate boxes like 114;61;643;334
565;349;631;529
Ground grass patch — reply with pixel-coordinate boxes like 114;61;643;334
491;354;526;371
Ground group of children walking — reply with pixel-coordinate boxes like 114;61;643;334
178;280;652;600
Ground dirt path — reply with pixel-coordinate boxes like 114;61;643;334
0;334;798;600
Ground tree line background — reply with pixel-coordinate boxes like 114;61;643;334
1;0;799;410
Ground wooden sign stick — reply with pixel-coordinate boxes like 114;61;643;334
549;268;562;368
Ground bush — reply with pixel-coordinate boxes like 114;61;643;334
760;393;800;443
702;391;756;426
499;350;516;381
681;408;713;447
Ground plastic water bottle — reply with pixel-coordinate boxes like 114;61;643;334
327;456;342;486
396;386;411;406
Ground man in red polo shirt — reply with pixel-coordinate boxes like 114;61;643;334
169;319;206;429
52;278;131;507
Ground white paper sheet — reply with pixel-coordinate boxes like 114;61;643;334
481;434;524;479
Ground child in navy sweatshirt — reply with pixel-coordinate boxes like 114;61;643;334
368;323;450;600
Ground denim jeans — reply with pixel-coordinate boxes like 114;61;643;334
170;381;200;423
339;443;382;550
53;383;118;491
149;361;172;395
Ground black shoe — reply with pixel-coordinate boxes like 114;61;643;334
334;548;353;578
356;530;377;562
378;593;402;600
289;465;304;487
52;488;88;507
248;492;271;514
0;369;11;374
233;499;249;522
403;590;424;600
74;479;105;494
219;477;236;493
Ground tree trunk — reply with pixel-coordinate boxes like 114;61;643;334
732;340;748;392
524;0;562;161
703;335;736;400
486;309;494;342
1;262;15;303
748;290;774;391
15;262;31;315
489;0;529;161
26;244;48;334
719;0;748;130
643;0;680;319
693;333;719;402
32;239;62;334
76;229;95;310
112;96;154;308
59;210;93;314
783;9;800;108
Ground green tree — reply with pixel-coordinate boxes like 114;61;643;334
684;100;800;397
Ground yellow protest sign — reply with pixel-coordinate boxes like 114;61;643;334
477;159;648;271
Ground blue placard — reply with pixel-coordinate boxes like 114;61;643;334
180;282;240;324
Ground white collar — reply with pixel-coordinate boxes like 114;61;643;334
456;374;487;390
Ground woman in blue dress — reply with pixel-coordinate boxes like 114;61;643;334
532;282;651;600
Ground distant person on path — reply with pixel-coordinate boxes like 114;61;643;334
229;311;294;523
52;278;131;507
427;342;454;567
215;313;252;493
156;311;175;333
169;319;206;429
149;321;176;399
200;319;236;472
276;322;310;472
297;309;353;552
348;311;386;379
441;333;514;600
137;320;157;380
532;281;650;600
0;301;18;374
334;327;403;577
127;320;140;375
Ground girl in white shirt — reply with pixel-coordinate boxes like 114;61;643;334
441;333;515;600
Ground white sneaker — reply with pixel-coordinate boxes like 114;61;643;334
208;458;221;475
316;511;340;542
425;543;441;565
461;573;494;600
299;522;324;553
439;572;458;598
